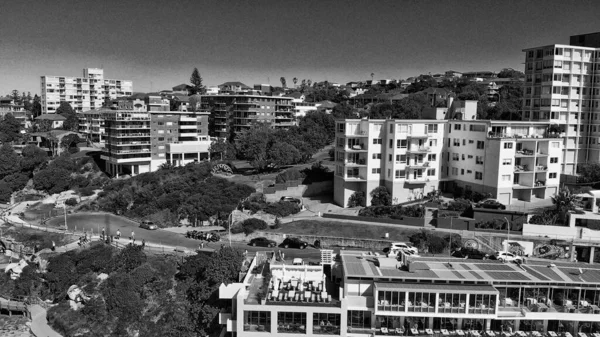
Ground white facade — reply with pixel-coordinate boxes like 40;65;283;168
41;68;133;114
522;41;600;175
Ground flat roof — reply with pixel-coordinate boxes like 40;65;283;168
340;251;600;286
375;282;497;294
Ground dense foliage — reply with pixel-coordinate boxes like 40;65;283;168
370;186;392;206
359;204;425;219
275;162;333;184
0;144;53;202
409;229;461;254
97;162;255;226
241;218;268;235
347;191;366;208
32;153;106;196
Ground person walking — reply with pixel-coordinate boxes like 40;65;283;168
131;230;135;242
51;241;56;252
116;229;121;240
142;239;146;250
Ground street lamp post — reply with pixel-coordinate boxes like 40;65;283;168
504;217;510;252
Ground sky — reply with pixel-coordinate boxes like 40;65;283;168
1;0;599;95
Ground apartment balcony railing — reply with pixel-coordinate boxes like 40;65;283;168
114;133;151;138
345;159;367;166
407;146;431;153
345;144;367;152
406;162;429;169
115;141;151;146
488;132;562;139
408;132;431;138
112;149;151;154
514;165;533;173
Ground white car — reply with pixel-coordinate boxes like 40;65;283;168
389;242;418;254
494;251;523;263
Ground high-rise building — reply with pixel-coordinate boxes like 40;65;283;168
40;68;133;114
521;32;600;175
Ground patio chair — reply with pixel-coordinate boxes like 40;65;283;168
381;327;389;334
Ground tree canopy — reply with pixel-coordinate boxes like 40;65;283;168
0;113;22;143
189;68;205;95
56;102;78;132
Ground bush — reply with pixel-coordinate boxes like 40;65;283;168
242;218;268;235
265;202;300;217
230;223;244;234
447;198;472;212
359;204;425;219
65;198;78;206
273;217;282;229
452;186;464;199
370;186;392;206
275;168;304;184
301;162;333;184
347;191;366;207
78;186;96;197
243;200;265;214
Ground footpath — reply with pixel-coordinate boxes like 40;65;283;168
28;304;61;337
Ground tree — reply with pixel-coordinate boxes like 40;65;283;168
280;77;286;88
0;144;20;180
235;125;271;171
189;68;205;95
56;102;78;131
577;163;600;183
551;187;582;224
11;90;20;103
31;98;42;118
0;181;11;202
293;77;298;88
332;102;357;119
348;191;366;207
497;68;525;79
370;186;392;206
33;167;71;194
209;138;228;160
60;133;81;150
0;113;22;143
267;142;301;167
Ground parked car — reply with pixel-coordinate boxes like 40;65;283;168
139;220;158;230
249;237;277;248
389;242;418;254
280;196;302;205
281;237;309;249
493;251;523;263
475;199;507;210
452;248;490;260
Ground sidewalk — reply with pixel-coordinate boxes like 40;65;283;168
28;304;61;337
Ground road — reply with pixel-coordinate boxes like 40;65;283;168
47;212;326;260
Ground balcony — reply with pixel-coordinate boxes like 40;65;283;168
405;176;428;184
514;165;533;173
114;133;151;138
345;144;367;152
535;166;548;172
515;149;535;157
115;141;151;146
408;132;430;138
345;159;367;167
406;162;430;169
407;146;431;153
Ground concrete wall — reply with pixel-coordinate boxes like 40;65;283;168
237;230;392;251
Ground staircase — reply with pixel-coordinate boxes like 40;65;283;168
474;234;504;252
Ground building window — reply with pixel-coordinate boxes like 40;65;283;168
373;138;382;145
429;139;437;147
372;168;381;174
550;157;558;163
551;142;560;148
476;141;485;149
453;138;460;146
396;154;407;163
277;312;306;334
395;169;406;178
451;167;458;175
347;311;371;329
452;153;459;161
427;124;438;133
244;311;271;332
461;169;464;175
398;124;408;133
475;172;483;180
503;142;513;149
397;140;408;148
502;159;512;165
313;313;341;335
427;169;436;176
476;156;483;164
388;154;392;162
336;124;345;133
549;173;557;179
454;124;461;130
372;153;381;159
502;175;511;181
427;154;436;161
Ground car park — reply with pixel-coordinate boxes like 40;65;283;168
139;220;158;230
281;237;309;249
475;199;507;210
249;237;277;248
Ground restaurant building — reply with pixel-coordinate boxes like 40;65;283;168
219;250;600;337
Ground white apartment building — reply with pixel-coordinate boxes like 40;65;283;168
334;118;446;207
522;32;600;175
41;68;132;114
333;101;565;207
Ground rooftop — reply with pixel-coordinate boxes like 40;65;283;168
340;251;600;285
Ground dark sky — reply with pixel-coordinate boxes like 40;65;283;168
1;0;599;95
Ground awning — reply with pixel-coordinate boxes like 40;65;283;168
375;282;498;294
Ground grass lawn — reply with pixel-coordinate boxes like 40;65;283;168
267;219;419;242
21;202;62;225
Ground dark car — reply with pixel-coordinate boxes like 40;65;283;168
139;220;158;230
475;199;506;210
280;196;302;205
281;237;309;249
249;237;277;248
452;248;490;260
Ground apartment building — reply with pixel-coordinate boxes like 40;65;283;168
40;68;132;114
219;250;600;337
334;100;566;207
79;99;146;143
521;32;600;175
200;95;295;138
444;120;562;205
333;118;446;207
97;105;210;177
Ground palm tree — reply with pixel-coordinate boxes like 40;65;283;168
551;186;582;224
293;77;298;88
280;77;286;88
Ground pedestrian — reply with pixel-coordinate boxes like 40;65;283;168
201;242;205;249
116;229;121;240
51;241;55;252
281;252;285;261
102;227;105;237
129;237;133;245
131;230;135;242
142;239;146;250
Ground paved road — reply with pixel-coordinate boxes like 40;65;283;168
47;212;326;260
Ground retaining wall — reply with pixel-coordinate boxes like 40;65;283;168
322;213;425;227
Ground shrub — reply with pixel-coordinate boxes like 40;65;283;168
65;198;78;206
370;186;392;206
273;217;282;229
243;200;265;214
447;198;472;212
347;191;366;207
452;186;464;199
359;204;425;219
275;168;304;184
265;202;300;217
242;218;268;235
301;162;333;184
78;186;96;197
230;223;244;234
